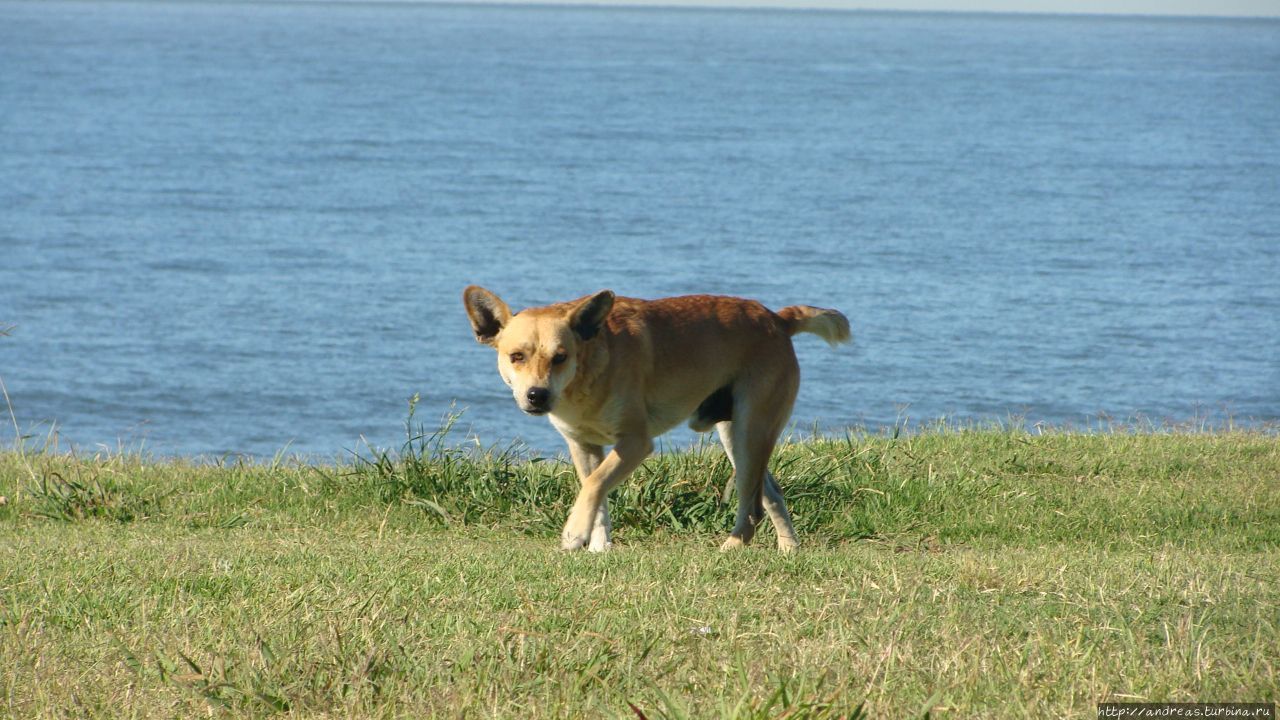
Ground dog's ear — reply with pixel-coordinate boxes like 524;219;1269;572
463;286;512;346
569;290;615;341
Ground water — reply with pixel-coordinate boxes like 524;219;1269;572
2;1;1278;458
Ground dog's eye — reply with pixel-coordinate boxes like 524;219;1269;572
552;352;568;366
509;352;525;364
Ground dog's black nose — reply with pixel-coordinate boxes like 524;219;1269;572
526;387;550;409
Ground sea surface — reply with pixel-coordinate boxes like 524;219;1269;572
2;0;1278;458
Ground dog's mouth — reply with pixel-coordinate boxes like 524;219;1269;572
521;406;551;416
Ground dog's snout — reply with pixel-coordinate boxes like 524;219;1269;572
526;387;550;409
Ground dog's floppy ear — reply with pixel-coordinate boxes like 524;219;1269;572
569;290;614;341
463;286;512;346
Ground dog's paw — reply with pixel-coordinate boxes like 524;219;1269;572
561;505;597;551
588;520;612;553
719;536;746;552
561;522;592;551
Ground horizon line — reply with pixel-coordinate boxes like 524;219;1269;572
31;0;1280;19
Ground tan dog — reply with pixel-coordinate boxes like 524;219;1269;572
463;287;851;553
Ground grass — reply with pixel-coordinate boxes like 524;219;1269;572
0;421;1277;718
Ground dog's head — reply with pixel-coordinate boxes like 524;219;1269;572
463;286;614;416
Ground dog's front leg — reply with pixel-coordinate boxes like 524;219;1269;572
589;503;612;553
562;435;652;551
567;440;611;552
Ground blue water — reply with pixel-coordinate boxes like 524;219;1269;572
2;1;1278;458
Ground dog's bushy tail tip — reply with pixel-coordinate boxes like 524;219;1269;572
778;305;852;347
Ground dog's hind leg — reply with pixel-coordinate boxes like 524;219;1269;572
716;421;800;553
567;440;612;552
717;413;772;551
717;364;798;551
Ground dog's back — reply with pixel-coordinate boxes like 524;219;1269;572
601;293;849;377
587;294;850;439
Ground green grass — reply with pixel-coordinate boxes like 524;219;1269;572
1;426;1277;718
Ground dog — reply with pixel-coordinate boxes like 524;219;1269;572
463;287;851;553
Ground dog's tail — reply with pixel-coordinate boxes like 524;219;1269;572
777;305;852;347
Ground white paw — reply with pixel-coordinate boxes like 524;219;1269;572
561;530;589;551
561;505;597;551
719;536;746;552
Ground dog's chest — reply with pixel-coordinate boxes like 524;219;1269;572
547;400;622;446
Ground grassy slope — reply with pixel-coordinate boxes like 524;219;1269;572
1;430;1277;718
